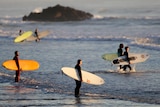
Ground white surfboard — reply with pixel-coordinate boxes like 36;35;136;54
107;69;136;74
112;53;149;65
26;30;50;41
61;67;105;85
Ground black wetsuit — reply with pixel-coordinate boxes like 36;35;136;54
123;51;132;71
118;48;123;69
118;48;123;56
75;64;82;97
13;56;20;82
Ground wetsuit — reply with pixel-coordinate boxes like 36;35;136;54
123;51;132;71
13;56;20;82
118;48;123;69
75;64;82;97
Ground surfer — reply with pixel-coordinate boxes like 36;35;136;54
18;30;25;42
34;29;40;42
19;30;22;35
123;46;132;71
117;43;124;70
75;59;83;97
13;51;21;82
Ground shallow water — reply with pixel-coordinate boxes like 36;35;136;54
0;38;160;106
0;0;160;106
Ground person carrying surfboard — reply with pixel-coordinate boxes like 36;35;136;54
74;59;83;97
19;29;22;36
34;29;40;42
123;46;132;71
13;51;21;82
117;43;124;70
18;30;25;42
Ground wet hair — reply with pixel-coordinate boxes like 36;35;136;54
77;59;82;65
125;46;129;50
119;43;124;48
15;51;18;56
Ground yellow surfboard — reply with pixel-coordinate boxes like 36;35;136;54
14;31;33;43
2;60;40;71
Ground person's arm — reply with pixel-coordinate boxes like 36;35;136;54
78;68;82;81
126;52;130;64
14;57;20;70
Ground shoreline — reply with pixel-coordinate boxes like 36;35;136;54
0;72;159;106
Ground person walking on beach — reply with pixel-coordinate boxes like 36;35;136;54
34;29;40;42
13;51;21;82
117;43;124;70
75;59;83;97
123;46;132;71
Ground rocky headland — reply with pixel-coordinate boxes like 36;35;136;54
22;4;93;21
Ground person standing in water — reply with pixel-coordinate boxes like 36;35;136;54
117;43;124;70
35;29;40;42
18;30;25;42
13;51;21;82
123;46;132;71
19;30;22;36
75;59;83;97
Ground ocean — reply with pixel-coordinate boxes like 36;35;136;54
0;0;160;106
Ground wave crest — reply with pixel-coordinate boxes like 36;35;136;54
32;7;42;13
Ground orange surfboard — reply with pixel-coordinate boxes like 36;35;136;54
2;60;40;71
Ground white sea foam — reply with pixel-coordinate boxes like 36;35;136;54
32;7;43;13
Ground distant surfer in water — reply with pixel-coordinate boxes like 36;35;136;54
75;59;83;97
13;51;21;82
19;29;22;36
19;30;25;42
123;46;132;71
117;43;124;70
35;29;40;42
